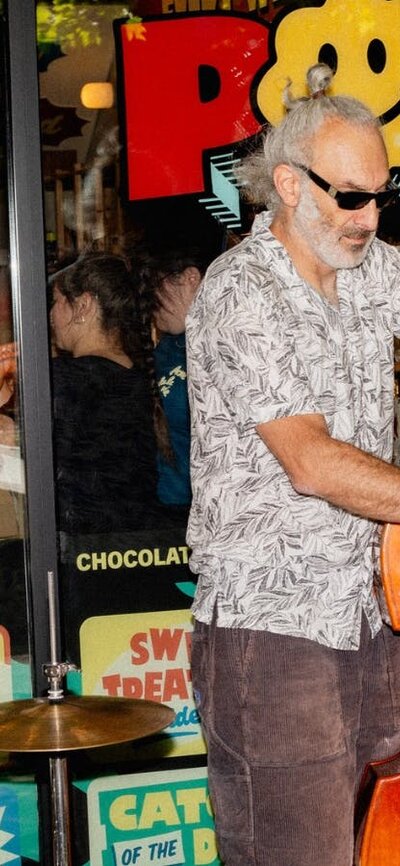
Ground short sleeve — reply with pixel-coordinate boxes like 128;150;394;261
187;262;320;435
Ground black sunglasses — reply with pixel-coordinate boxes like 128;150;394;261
294;163;400;211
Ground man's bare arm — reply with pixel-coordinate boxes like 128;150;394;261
256;413;400;523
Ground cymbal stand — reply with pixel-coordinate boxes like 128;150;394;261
42;570;78;866
0;574;174;865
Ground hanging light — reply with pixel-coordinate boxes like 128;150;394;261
80;82;114;109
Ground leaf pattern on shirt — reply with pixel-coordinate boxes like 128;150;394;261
186;211;400;650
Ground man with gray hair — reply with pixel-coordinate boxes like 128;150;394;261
186;64;400;865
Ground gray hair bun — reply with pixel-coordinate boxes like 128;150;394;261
283;63;334;110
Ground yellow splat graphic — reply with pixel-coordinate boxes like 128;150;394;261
256;0;400;167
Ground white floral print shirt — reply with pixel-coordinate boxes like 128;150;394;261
186;212;400;649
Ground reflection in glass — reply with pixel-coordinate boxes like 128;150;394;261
0;12;29;707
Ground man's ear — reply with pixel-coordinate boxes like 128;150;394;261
273;163;301;208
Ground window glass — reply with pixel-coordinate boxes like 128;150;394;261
0;3;30;701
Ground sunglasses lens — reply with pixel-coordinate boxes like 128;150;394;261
338;190;399;211
378;190;398;210
337;193;372;210
302;165;400;210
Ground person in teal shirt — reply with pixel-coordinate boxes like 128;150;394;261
153;249;205;510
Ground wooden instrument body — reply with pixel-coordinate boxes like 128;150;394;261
355;522;400;863
356;752;400;865
380;523;400;631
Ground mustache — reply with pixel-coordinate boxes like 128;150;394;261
342;228;374;241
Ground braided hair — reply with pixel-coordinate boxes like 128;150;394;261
130;252;174;463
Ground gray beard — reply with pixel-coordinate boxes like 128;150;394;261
293;182;375;270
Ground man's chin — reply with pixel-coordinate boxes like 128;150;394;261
317;244;370;270
340;236;374;267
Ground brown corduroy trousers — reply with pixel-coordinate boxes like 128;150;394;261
191;614;400;866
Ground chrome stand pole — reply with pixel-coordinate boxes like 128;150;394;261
49;756;72;866
44;571;78;866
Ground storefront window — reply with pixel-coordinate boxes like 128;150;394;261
33;3;400;864
33;5;280;864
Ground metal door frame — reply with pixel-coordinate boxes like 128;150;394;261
5;0;60;694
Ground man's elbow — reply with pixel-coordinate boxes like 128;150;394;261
287;462;324;498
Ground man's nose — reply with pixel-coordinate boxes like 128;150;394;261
353;198;379;231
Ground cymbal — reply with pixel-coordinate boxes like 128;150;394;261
0;695;175;752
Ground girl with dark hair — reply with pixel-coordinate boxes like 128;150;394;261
50;251;161;535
